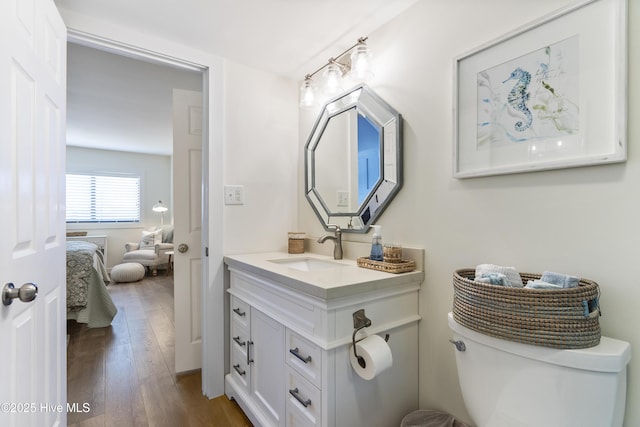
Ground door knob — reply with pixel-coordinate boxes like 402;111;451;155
3;282;38;306
178;243;189;253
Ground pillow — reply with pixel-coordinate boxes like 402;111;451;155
140;229;162;249
159;225;174;243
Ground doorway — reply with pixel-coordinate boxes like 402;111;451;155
64;28;227;400
65;39;207;380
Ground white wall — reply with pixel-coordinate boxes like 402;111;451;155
66;146;172;268
299;0;639;425
222;60;299;254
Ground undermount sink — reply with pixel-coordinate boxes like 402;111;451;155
268;257;347;272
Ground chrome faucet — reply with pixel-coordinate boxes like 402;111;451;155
318;225;343;260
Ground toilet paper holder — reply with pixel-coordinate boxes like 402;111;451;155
352;309;390;368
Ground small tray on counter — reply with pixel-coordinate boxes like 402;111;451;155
357;257;416;274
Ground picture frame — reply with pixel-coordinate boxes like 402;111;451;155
453;0;627;178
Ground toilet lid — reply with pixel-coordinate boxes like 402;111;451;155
448;312;631;372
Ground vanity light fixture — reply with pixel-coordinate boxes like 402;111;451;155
299;36;373;108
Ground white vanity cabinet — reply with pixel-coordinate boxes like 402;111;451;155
224;252;424;427
230;295;285;426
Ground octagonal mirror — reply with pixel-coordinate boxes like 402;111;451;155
305;84;402;233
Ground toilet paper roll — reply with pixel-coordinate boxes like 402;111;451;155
349;334;393;380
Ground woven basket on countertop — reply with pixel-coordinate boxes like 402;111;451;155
357;257;416;274
452;269;601;349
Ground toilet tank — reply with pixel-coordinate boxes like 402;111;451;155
447;312;631;427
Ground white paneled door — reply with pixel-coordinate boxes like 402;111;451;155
0;0;67;426
173;89;204;373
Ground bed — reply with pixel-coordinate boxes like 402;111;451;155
66;240;117;328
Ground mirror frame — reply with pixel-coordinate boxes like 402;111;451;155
304;84;402;233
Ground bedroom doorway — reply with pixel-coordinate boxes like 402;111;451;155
65;37;208;379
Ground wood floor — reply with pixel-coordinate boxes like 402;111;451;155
67;273;252;427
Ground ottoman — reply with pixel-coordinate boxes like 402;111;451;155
111;263;145;283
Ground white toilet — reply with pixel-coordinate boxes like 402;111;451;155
447;312;631;427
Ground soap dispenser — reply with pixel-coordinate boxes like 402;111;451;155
370;225;383;261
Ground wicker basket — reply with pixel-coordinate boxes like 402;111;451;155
357;257;416;274
452;268;601;349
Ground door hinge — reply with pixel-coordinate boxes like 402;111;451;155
205;247;209;257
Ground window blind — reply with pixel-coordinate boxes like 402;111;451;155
66;174;141;223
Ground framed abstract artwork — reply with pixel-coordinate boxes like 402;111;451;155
453;0;627;178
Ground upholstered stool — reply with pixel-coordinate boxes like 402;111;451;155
111;263;145;283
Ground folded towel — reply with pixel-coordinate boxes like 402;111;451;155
476;272;511;287
540;271;579;289
475;264;523;288
525;280;563;290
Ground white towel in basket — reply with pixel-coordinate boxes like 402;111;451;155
476;272;511;287
525;280;563;290
475;264;524;288
540;271;579;288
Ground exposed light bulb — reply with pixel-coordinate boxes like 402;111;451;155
299;77;316;108
350;43;373;81
322;62;343;96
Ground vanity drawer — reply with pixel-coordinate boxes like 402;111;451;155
286;403;316;427
230;296;250;329
285;329;322;388
286;366;321;427
231;321;249;357
230;342;251;391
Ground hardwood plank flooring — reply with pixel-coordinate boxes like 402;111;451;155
67;274;252;427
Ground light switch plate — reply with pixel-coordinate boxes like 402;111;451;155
337;191;349;207
224;185;244;205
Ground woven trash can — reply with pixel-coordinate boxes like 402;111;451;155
453;269;601;349
401;410;469;427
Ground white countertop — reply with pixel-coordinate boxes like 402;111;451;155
224;251;425;300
